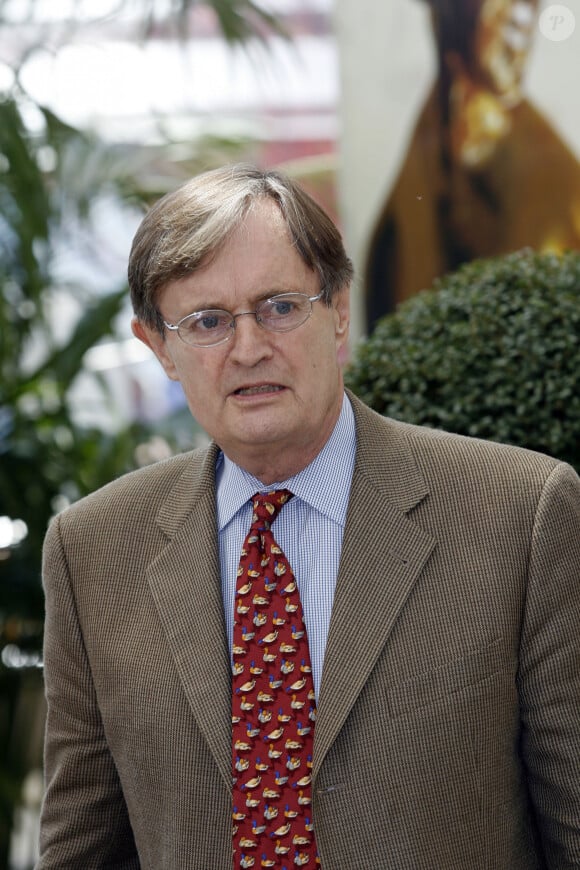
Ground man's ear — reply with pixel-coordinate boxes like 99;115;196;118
333;287;351;367
131;318;180;381
334;286;350;336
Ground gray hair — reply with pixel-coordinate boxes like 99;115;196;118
128;163;354;332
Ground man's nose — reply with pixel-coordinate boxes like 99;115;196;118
229;312;273;363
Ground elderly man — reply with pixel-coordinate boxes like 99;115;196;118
39;164;580;869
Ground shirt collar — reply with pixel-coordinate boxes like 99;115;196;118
216;392;356;531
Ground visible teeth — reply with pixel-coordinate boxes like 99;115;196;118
238;385;282;396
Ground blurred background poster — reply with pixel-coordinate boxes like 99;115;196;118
334;0;580;331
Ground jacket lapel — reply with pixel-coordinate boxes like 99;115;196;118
313;397;437;777
145;444;233;788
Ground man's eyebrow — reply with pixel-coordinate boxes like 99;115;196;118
253;289;294;303
183;288;295;312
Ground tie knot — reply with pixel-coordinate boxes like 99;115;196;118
251;490;293;529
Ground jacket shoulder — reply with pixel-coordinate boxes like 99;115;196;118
353;393;559;465
53;444;216;529
348;391;571;502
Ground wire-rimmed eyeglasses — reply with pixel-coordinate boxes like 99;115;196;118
163;292;323;348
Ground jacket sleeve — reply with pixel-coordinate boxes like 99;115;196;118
518;462;580;868
37;513;140;869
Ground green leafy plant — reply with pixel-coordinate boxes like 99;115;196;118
346;249;580;474
0;94;155;866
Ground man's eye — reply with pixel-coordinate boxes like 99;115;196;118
271;300;294;316
200;315;219;330
195;313;226;331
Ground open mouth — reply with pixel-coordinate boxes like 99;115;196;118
234;384;284;396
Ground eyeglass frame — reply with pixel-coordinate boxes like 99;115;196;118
162;291;324;348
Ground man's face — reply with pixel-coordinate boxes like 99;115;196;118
475;0;536;99
133;199;350;484
426;0;537;99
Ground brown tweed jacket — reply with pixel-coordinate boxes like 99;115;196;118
38;394;580;869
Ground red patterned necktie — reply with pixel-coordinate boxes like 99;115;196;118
232;490;319;869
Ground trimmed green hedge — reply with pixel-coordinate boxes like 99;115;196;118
346;249;580;473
